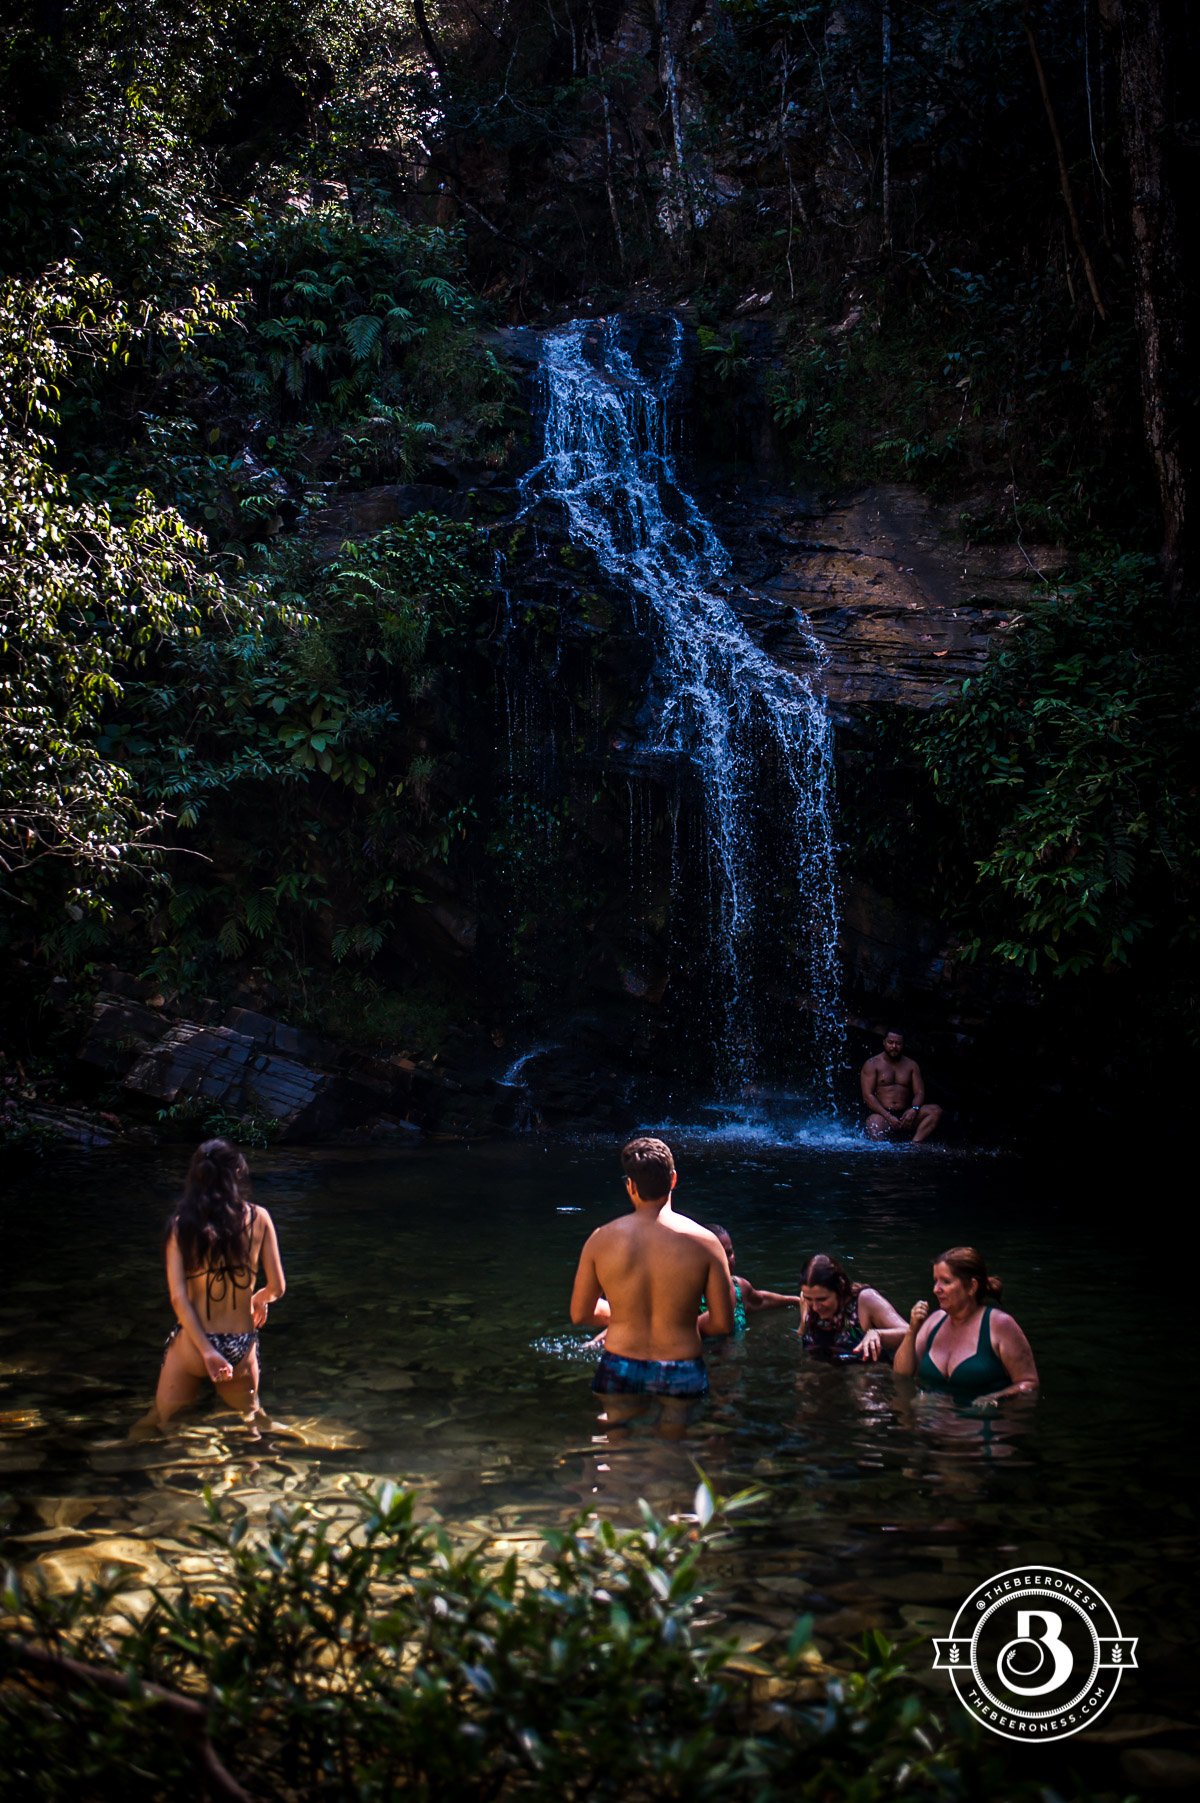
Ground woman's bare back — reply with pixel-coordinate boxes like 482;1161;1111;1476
180;1208;266;1333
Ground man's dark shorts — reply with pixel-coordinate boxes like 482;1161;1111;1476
593;1350;709;1397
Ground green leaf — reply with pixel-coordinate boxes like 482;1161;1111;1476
344;314;383;362
216;916;247;959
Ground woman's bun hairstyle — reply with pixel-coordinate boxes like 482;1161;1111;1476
937;1245;1003;1304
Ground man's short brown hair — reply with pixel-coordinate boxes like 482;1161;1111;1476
620;1136;675;1199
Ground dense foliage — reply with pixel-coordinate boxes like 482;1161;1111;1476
0;2;518;1049
914;558;1198;982
840;554;1200;1023
1;1482;1026;1800
0;267;254;898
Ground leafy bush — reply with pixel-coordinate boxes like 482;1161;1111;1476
0;1482;1020;1801
116;515;488;995
297;974;455;1055
202;201;512;478
912;555;1199;982
0;266;269;909
155;1095;283;1148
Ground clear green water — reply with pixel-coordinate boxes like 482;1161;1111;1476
3;1130;1192;1725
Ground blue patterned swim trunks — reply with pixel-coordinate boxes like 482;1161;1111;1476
593;1349;708;1397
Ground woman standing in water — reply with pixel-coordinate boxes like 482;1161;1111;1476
798;1253;907;1361
155;1139;285;1426
894;1245;1038;1408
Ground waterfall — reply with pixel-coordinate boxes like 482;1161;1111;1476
521;316;843;1110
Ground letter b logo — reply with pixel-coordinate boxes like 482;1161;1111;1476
934;1567;1135;1742
997;1610;1074;1696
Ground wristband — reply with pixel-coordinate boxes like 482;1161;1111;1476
911;1102;921;1111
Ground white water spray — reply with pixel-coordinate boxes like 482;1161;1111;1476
522;317;843;1109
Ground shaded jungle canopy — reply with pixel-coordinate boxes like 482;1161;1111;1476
1;0;1197;1123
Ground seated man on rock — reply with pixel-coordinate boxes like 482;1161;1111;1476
861;1029;943;1144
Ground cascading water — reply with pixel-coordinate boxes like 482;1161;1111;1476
521;316;843;1110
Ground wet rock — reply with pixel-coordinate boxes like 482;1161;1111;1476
309;482;473;544
425;901;479;953
758;1576;813;1603
810;1606;885;1639
32;1497;103;1531
335;1114;424;1145
18;1105;136;1149
870;1570;965;1603
77;974;432;1142
36;1535;175;1592
704;480;1064;721
1079;1715;1199;1745
840;883;953;1002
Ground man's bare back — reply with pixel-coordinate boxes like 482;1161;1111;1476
577;1210;731;1360
570;1139;733;1363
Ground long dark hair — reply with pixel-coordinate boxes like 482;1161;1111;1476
798;1253;861;1302
170;1139;253;1273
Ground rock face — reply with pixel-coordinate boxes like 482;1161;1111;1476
839;882;952;1003
678;469;1059;1099
308;480;474;548
78;972;427;1141
705;480;1063;721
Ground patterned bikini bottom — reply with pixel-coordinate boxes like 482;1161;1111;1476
162;1322;259;1372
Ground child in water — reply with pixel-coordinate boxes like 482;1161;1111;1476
700;1223;802;1334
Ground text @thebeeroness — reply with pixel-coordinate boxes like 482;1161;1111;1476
932;1565;1137;1742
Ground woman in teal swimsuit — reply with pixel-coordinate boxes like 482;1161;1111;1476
894;1245;1038;1408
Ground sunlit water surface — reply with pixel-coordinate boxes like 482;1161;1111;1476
3;1129;1192;1731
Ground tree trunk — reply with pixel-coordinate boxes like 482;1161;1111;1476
1023;8;1107;319
881;2;892;249
1100;0;1190;596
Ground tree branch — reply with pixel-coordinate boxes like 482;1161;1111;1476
1023;7;1107;319
5;1640;252;1803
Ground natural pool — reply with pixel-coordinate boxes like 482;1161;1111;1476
3;1122;1193;1742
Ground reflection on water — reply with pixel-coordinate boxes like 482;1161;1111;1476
2;1134;1193;1724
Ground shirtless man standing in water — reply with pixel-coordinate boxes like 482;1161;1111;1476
570;1137;733;1403
861;1029;943;1143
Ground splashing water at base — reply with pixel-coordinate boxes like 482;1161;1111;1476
500;1044;561;1088
522;317;843;1109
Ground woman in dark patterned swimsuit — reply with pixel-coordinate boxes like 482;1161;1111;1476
154;1138;285;1426
798;1253;907;1362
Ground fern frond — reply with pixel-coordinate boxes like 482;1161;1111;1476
344;314;383;362
217;916;248;958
